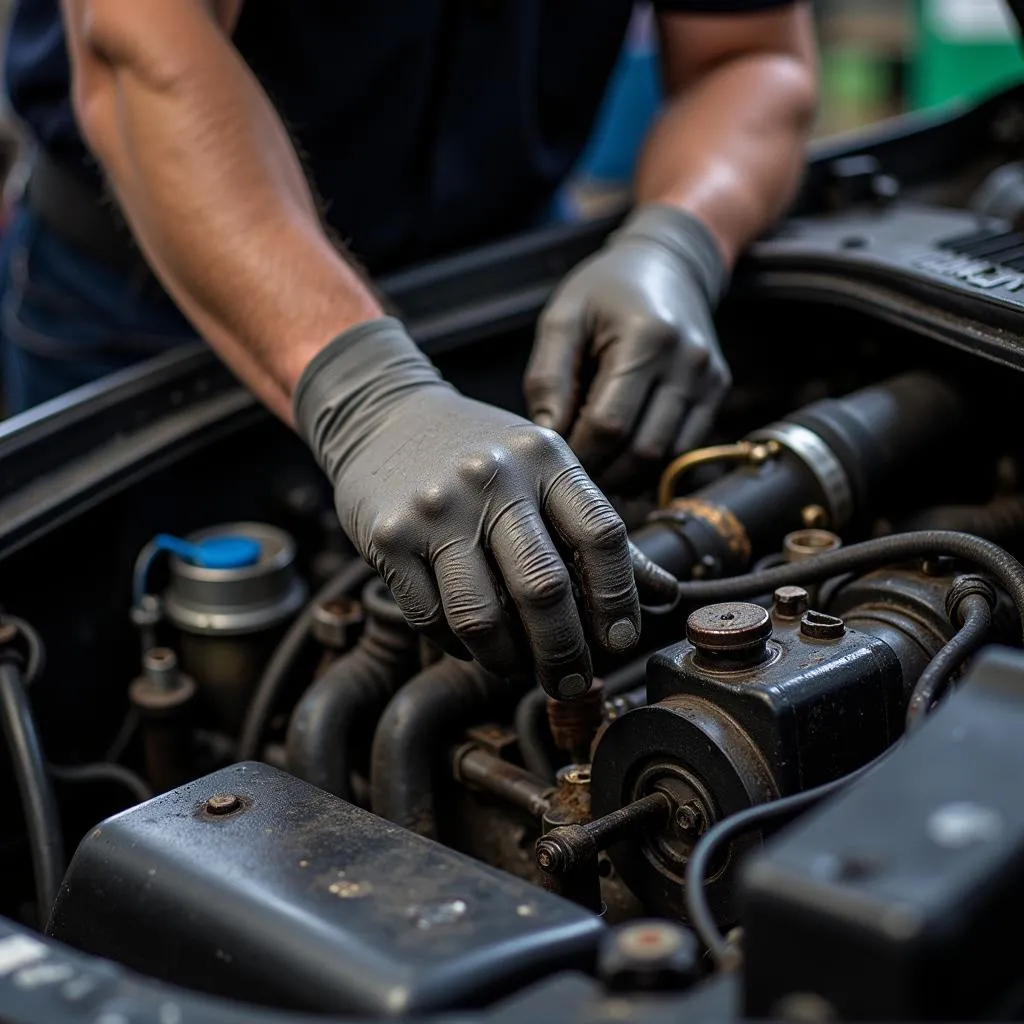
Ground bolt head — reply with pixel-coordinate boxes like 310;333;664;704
598;920;700;991
204;793;242;816
686;602;771;653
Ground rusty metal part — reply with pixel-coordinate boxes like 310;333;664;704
452;745;553;819
547;680;605;763
784;528;842;562
203;793;242;816
465;724;520;759
543;764;593;833
666;498;753;567
658;440;780;509
129;648;197;793
773;586;810;620
687;602;774;672
535;793;671;910
800;610;847;641
310;596;363;649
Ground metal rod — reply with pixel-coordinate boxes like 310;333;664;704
452;745;553;818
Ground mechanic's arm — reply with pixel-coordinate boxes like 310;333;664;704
639;3;817;264
61;0;381;421
62;0;676;698
527;3;816;483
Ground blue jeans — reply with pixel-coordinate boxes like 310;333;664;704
0;202;198;414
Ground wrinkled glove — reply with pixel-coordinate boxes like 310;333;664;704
526;204;731;489
295;317;677;699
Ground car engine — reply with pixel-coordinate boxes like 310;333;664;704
6;81;1024;1024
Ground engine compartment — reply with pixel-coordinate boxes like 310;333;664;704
6;86;1024;1022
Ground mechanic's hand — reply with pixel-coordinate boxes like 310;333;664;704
296;318;676;699
526;204;731;489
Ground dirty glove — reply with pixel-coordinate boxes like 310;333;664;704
526;204;731;488
295;317;676;699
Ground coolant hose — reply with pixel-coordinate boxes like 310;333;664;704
0;660;64;926
664;531;1024;637
371;659;531;837
286;579;420;800
238;559;374;761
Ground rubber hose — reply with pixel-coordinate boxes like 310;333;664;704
901;495;1024;548
905;593;993;728
0;661;64;926
238;559;374;761
370;658;531;837
665;531;1024;637
286;582;420;800
515;657;651;781
48;762;153;804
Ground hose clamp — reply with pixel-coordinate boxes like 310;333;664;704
748;422;854;529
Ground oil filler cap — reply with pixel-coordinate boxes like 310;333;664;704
686;602;772;654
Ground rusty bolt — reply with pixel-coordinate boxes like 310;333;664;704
204;793;242;816
773;586;810;620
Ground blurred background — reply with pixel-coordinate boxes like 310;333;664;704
0;0;1021;216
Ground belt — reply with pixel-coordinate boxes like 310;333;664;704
25;149;160;284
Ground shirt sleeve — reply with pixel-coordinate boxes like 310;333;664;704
653;0;798;11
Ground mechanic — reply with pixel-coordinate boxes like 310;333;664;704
0;1;816;698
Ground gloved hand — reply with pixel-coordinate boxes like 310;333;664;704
525;204;731;489
295;317;677;699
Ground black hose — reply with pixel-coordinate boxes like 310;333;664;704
664;531;1024;636
905;591;994;728
0;661;64;926
685;754;886;968
286;580;420;800
48;762;153;804
901;495;1024;549
238;559;374;761
514;657;651;782
370;658;531;837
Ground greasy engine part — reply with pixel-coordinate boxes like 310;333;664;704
632;373;963;580
370;658;532;837
741;646;1024;1022
590;569;964;923
163;523;308;732
128;647;197;792
286;577;420;801
48;763;604;1016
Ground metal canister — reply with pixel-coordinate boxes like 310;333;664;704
163;522;307;732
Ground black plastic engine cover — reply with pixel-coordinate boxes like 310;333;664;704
47;763;604;1016
741;646;1024;1021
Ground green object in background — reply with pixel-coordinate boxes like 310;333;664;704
913;0;1024;108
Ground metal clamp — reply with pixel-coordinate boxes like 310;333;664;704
748;422;854;529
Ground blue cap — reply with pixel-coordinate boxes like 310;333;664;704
154;533;262;570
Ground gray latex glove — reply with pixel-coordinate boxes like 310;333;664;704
295;317;678;699
526;204;731;489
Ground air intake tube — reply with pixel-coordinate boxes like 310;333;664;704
632;373;964;580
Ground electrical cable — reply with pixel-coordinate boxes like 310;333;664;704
238;558;374;761
49;762;153;804
905;587;995;729
661;531;1024;636
0;655;63;927
684;754;887;969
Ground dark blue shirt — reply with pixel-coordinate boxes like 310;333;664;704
5;0;793;272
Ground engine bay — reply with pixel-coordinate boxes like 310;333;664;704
6;85;1024;1023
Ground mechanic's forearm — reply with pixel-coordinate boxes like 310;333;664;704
63;2;381;422
636;53;816;267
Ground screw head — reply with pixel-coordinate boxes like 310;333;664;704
204;793;242;816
